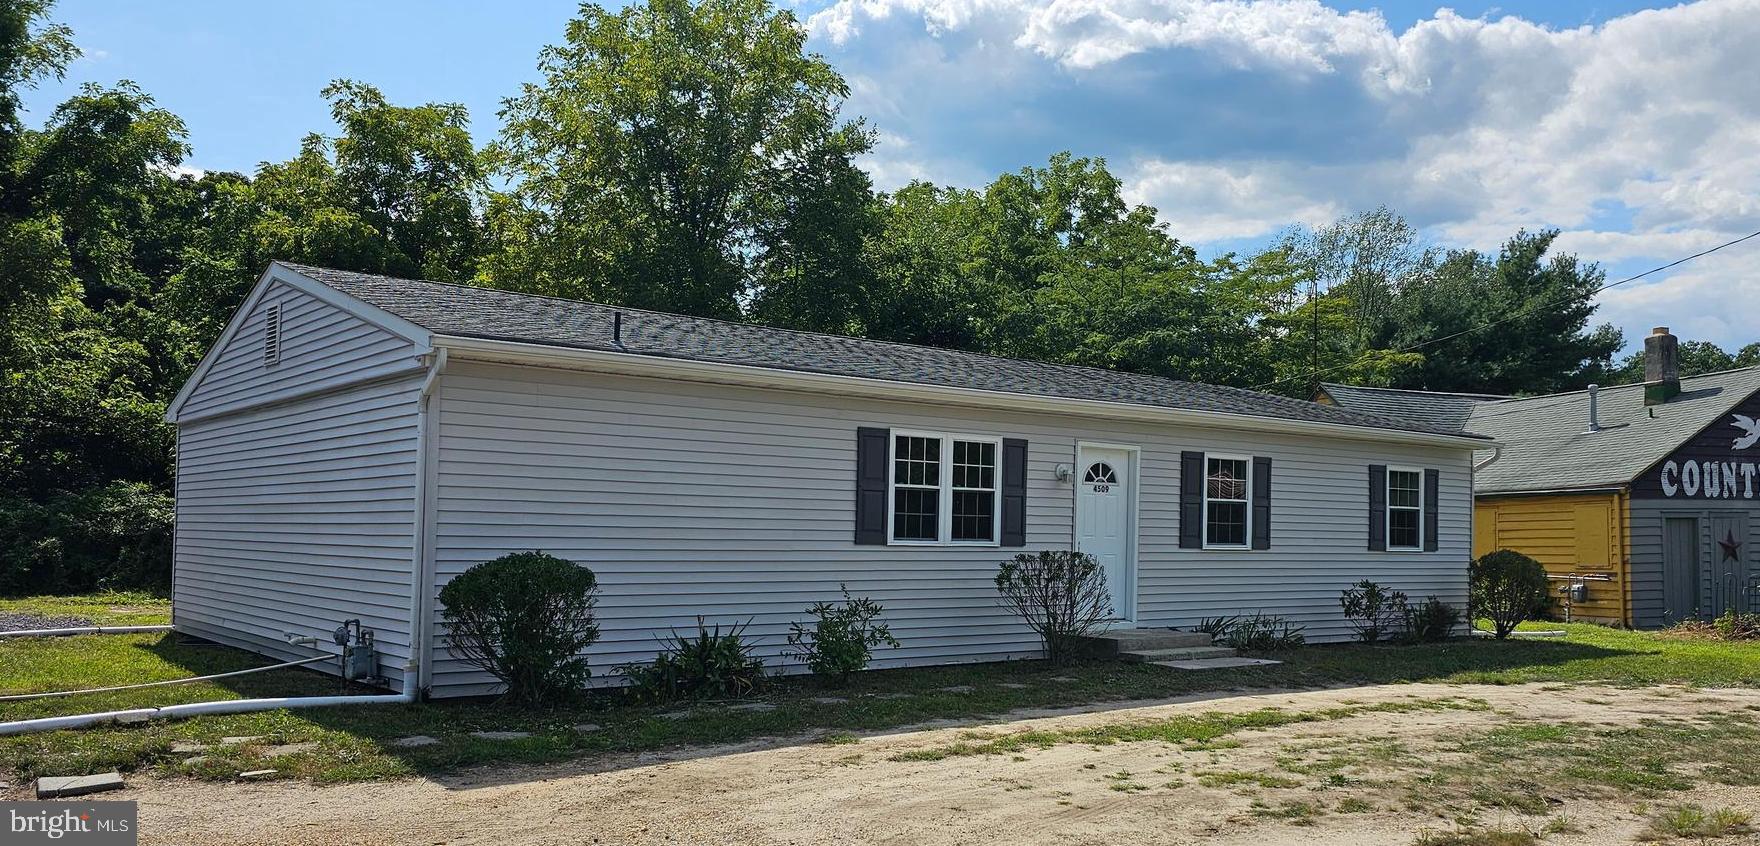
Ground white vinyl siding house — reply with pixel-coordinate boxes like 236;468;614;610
168;263;1491;699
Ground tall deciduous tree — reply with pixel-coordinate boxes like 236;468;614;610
490;0;873;317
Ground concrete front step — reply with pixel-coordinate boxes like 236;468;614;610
1072;629;1214;655
1120;646;1239;663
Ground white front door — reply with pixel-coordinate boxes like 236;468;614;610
1075;446;1133;622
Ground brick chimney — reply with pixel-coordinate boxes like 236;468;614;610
1644;326;1681;405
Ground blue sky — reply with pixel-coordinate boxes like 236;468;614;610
26;1;1760;355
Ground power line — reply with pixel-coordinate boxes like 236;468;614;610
1255;227;1760;392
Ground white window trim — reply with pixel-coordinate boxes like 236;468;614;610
1385;465;1425;552
886;429;1003;547
1202;452;1254;551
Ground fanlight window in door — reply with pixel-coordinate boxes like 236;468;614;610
1084;462;1118;491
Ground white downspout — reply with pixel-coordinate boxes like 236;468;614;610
1473;443;1503;473
405;347;447;698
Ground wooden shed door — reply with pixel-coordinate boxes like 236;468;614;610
1662;517;1700;623
1709;514;1752;616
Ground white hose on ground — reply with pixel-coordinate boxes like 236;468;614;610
0;654;333;702
0;658;422;737
0;625;173;638
0;693;414;736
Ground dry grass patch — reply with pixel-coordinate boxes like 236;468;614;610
1641;804;1753;840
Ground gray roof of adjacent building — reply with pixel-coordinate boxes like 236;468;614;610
1464;367;1760;495
1317;383;1510;432
280;263;1487;441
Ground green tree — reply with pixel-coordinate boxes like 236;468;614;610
1608;338;1756;385
490;0;873;317
1382;230;1622;394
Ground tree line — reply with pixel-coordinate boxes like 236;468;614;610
0;0;1747;593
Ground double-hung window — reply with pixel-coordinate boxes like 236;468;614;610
889;432;999;544
1203;455;1251;548
1386;468;1423;550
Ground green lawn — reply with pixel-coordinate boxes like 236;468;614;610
0;591;170;626
3;607;1760;786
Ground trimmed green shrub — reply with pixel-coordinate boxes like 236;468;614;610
1340;580;1408;643
1402;596;1462;642
438;551;601;704
616;617;765;702
1471;550;1549;639
786;585;898;683
995;549;1114;665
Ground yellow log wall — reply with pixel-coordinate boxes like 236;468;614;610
1473;492;1629;625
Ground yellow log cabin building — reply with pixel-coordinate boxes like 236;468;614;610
1319;328;1760;627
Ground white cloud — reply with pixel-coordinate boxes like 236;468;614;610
1123;158;1339;242
805;0;1760;348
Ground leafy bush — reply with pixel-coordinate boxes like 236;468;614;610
0;482;173;595
1402;596;1461;643
1714;610;1760;640
1470;550;1549;639
616;617;765;703
786;585;898;683
994;549;1114;665
1221;613;1305;651
1340;580;1409;643
438;551;601;704
1194;615;1241;639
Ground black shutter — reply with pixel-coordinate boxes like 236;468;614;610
855;427;889;545
1423;468;1441;552
1368;464;1387;552
1251;456;1272;550
1001;438;1028;547
1179;451;1204;549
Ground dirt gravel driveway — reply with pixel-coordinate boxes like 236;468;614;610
127;682;1760;846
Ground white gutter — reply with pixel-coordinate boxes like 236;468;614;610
1473;443;1504;472
435;335;1497;451
0;625;171;639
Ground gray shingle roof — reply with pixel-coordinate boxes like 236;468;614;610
282;263;1485;441
1318;383;1509;431
1466;367;1760;494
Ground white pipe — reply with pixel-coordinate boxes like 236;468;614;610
0;625;172;639
0;692;412;737
0;655;332;702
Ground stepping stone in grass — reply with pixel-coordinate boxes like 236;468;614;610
936;685;975;693
997;683;1031;689
390;735;441;748
182;756;209;767
219;735;264;746
811;697;848;705
875;692;914;700
468;730;531;740
169;741;208;754
729;702;777;712
1049;677;1078;683
36;773;124;799
655;711;694;721
572;724;603;733
265;742;319;757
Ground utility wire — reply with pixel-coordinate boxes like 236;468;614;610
1256;227;1760;392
